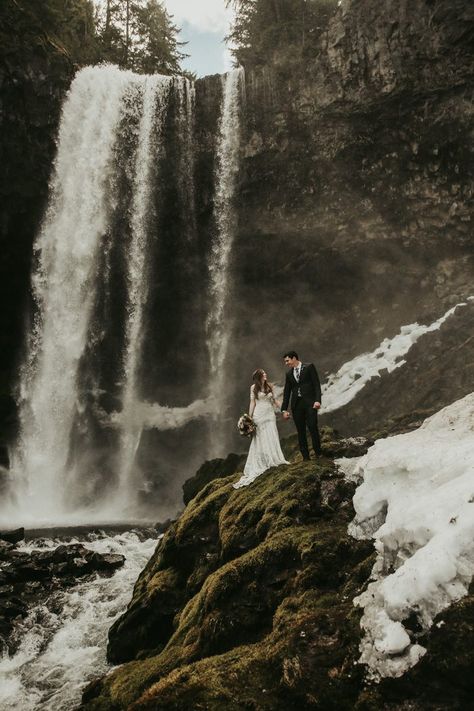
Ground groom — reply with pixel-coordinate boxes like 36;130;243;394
281;350;322;460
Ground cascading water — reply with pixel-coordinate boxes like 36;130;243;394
116;75;172;509
10;66;134;523
206;67;245;456
2;64;246;526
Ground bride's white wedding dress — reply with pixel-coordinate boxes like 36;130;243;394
233;387;289;489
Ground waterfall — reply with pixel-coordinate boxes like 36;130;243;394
2;64;245;526
116;75;197;511
10;66;134;522
116;75;172;509
206;67;245;454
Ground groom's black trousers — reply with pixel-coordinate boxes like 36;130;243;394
292;397;321;459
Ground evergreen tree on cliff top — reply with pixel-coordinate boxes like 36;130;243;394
227;0;338;67
96;0;188;75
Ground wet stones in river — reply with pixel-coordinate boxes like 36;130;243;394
0;540;125;642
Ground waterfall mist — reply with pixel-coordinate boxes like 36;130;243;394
3;64;245;526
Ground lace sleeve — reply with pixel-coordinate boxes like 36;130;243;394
250;385;256;401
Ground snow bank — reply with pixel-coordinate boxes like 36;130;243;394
338;392;474;679
322;297;473;413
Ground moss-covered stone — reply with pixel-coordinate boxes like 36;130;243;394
83;434;474;710
182;452;247;505
83;456;375;710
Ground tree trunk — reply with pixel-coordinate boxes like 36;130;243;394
125;0;130;66
105;0;111;32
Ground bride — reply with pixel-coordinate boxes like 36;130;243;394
234;369;289;489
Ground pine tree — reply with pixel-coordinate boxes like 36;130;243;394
130;0;187;75
226;0;338;67
0;0;97;65
96;0;187;75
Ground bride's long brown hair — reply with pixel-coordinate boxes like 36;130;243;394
252;369;274;397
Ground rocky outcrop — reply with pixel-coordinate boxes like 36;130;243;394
182;427;374;504
82;440;474;710
83;457;373;708
182;452;247;505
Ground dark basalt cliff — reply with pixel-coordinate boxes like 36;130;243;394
227;0;474;399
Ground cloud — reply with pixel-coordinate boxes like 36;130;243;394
164;0;233;34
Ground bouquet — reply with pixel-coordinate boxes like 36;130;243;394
237;413;257;438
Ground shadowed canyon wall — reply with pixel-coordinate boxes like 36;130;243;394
224;0;474;403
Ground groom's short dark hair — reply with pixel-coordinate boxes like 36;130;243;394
283;350;299;359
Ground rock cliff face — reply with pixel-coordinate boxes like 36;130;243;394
225;0;474;409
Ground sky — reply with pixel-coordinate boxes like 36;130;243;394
163;0;235;77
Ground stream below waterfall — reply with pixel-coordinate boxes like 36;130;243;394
0;529;157;711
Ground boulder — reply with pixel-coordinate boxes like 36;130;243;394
0;528;24;544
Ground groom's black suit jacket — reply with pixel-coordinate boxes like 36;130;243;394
281;362;322;412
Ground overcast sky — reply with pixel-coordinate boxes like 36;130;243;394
163;0;234;76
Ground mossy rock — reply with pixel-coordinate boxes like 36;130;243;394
182;426;373;508
82;459;375;709
82;450;474;710
183;452;247;505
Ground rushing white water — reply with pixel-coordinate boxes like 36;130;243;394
5;65;211;526
11;66;133;521
176;77;197;232
0;531;157;711
4;63;246;525
117;75;172;510
206;67;245;453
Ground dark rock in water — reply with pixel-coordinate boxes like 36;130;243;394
89;552;125;570
0;598;27;620
0;527;24;544
0;541;126;641
0;540;15;557
182;452;247;504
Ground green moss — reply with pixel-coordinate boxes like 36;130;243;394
82;458;374;709
83;440;474;710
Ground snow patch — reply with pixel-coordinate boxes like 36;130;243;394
342;392;474;679
322;298;473;413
